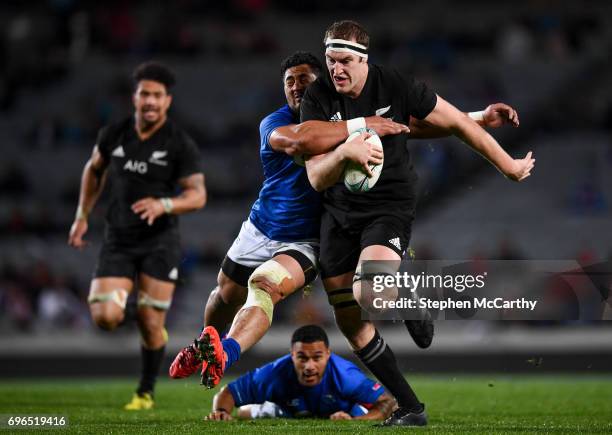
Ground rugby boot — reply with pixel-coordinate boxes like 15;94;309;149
198;326;227;389
124;392;154;411
379;405;428;426
168;328;207;378
404;290;434;348
404;317;434;349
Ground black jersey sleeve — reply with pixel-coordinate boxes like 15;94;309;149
95;125;113;162
175;131;203;179
300;82;329;122
95;120;128;163
399;71;437;120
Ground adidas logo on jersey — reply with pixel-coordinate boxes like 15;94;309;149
112;145;125;157
330;112;342;122
168;267;178;280
388;237;401;250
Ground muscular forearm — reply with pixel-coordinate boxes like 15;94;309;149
165;187;206;214
212;387;236;414
167;173;206;214
284;121;348;155
353;410;383;421
354;395;396;421
423;96;517;177
408;113;487;139
77;160;106;218
453;120;515;176
305;148;347;192
275;115;408;157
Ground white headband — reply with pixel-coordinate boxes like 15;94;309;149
325;38;368;59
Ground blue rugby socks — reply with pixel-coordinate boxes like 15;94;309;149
221;337;241;370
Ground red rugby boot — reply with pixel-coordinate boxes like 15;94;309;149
169;329;209;378
198;326;227;389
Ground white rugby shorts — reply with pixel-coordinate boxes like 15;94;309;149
226;219;319;270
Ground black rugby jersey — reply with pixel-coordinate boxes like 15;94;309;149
300;64;436;227
96;117;202;234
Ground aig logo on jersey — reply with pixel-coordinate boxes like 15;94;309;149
123;160;148;174
117;149;169;174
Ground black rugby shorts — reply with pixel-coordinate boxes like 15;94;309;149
319;212;412;279
94;227;181;283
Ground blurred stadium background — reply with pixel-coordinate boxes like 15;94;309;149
1;0;611;377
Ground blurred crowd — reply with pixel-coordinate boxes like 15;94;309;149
1;1;611;332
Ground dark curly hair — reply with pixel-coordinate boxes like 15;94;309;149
291;324;329;347
132;61;176;93
280;51;323;78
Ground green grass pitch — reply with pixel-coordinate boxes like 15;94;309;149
1;375;611;434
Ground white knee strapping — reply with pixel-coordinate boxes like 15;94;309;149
243;260;293;325
137;293;172;311
87;288;128;310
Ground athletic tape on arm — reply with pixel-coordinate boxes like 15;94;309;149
243;260;293;325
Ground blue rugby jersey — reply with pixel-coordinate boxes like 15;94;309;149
248;105;322;242
227;353;384;418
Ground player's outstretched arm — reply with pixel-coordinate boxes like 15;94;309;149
131;173;206;226
68;145;108;249
408;102;520;139
270;121;348;156
422;95;534;181
305;132;383;191
270;117;408;157
353;392;397;421
206;386;235;421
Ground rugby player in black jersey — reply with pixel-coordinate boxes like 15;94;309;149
300;20;534;426
68;62;206;410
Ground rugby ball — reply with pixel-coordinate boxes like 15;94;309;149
343;128;384;193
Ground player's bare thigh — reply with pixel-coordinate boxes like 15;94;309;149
324;245;400;350
217;269;248;305
354;244;401;306
88;277;134;329
137;273;175;348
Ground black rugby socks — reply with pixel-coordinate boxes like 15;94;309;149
137;345;165;396
354;329;423;413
